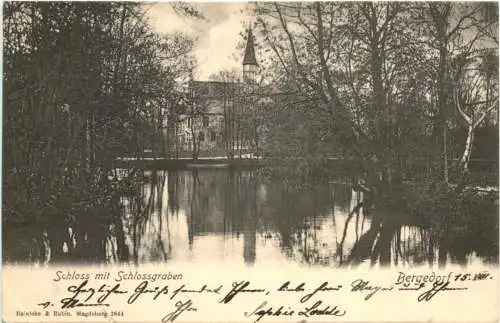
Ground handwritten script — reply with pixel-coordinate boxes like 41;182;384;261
30;270;492;322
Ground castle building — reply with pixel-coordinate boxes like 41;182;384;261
175;28;260;158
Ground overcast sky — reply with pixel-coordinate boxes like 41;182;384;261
146;3;251;81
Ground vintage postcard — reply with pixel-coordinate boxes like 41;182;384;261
2;1;499;322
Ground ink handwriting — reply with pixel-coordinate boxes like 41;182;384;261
36;274;485;322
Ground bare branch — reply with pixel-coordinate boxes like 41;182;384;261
474;97;499;127
446;5;481;40
454;89;472;125
274;3;320;94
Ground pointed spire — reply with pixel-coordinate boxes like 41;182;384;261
243;27;258;66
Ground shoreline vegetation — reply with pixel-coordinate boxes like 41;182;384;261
3;160;498;265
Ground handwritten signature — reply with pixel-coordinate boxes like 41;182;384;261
161;299;197;322
245;300;346;322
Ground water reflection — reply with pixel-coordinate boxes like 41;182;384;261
113;170;498;267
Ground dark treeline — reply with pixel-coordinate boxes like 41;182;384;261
2;2;198;263
249;2;498;188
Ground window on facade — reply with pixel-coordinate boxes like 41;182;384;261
203;115;209;127
199;131;205;142
196;85;208;96
210;131;216;141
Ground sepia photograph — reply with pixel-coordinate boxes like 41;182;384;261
3;1;499;270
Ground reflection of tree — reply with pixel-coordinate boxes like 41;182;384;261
266;183;334;265
111;174;129;263
329;182;354;212
346;213;436;267
124;170;170;264
377;222;398;266
167;170;180;214
243;173;258;265
122;171;354;265
187;169;198;247
223;170;234;234
114;170;497;266
182;170;257;234
155;170;169;261
338;199;365;265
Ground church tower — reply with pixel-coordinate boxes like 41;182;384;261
242;27;258;84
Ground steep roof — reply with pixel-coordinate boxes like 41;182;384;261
242;27;258;66
191;81;240;98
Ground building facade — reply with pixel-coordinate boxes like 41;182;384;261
177;28;260;158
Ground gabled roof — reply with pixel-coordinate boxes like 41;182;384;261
243;27;258;66
191;80;241;98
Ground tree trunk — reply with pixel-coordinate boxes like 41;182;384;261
460;125;474;172
431;5;451;183
443;125;449;182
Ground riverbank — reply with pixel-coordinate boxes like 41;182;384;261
379;181;499;264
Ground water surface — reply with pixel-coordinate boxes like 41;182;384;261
112;169;498;268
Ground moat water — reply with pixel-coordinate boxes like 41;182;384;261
111;169;498;267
